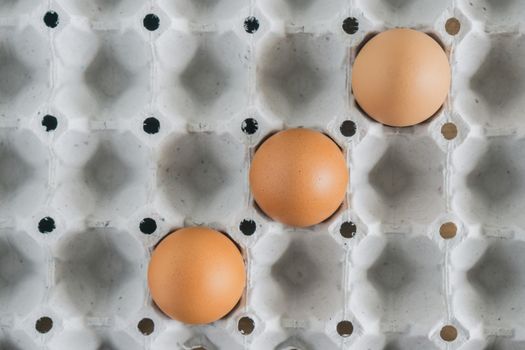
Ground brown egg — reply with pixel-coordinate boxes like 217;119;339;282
250;128;348;227
352;28;451;127
148;227;245;324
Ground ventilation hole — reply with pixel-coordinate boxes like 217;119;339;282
137;318;154;336
340;120;356;137
239;219;256;236
143;13;160;31
440;325;458;342
340;221;357;239
241;118;259;135
140;218;157;235
441;122;458;140
342;17;359;35
440;222;457;240
143;117;160;134
43;11;59;28
337;320;353;337
35;317;53;334
42;115;58;132
238;316;255;335
244;16;260;34
192;348;206;350
445;18;461;36
38;217;55;234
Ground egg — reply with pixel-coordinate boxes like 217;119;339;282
351;28;451;127
148;227;246;324
250;128;348;227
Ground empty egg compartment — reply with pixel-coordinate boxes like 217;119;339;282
256;31;346;128
0;228;48;318
250;228;345;320
50;227;146;319
347;213;469;350
53;22;151;121
52;128;152;220
0;216;57;349
0;22;50;120
451;231;525;347
350;231;448;339
41;216;152;350
0;128;50;217
238;210;364;350
156;28;251;129
451;133;525;230
352;128;447;227
453;30;525;130
156;130;248;224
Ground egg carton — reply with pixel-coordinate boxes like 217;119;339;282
2;0;525;349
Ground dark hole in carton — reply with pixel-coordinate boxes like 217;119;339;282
42;115;58;132
440;222;457;240
38;217;55;234
143;117;160;134
241;118;258;135
143;14;160;31
440;325;458;342
137;318;154;335
342;17;359;35
140;218;157;235
244;16;260;34
340;221;357;238
340;120;356;137
239;219;256;236
35;316;53;333
441;122;458;140
43;11;59;28
238;316;255;335
446;18;461;36
337;320;353;337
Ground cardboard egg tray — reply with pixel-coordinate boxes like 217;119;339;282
1;0;525;349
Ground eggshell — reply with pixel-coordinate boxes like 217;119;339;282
351;28;451;127
147;227;246;324
249;128;348;227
